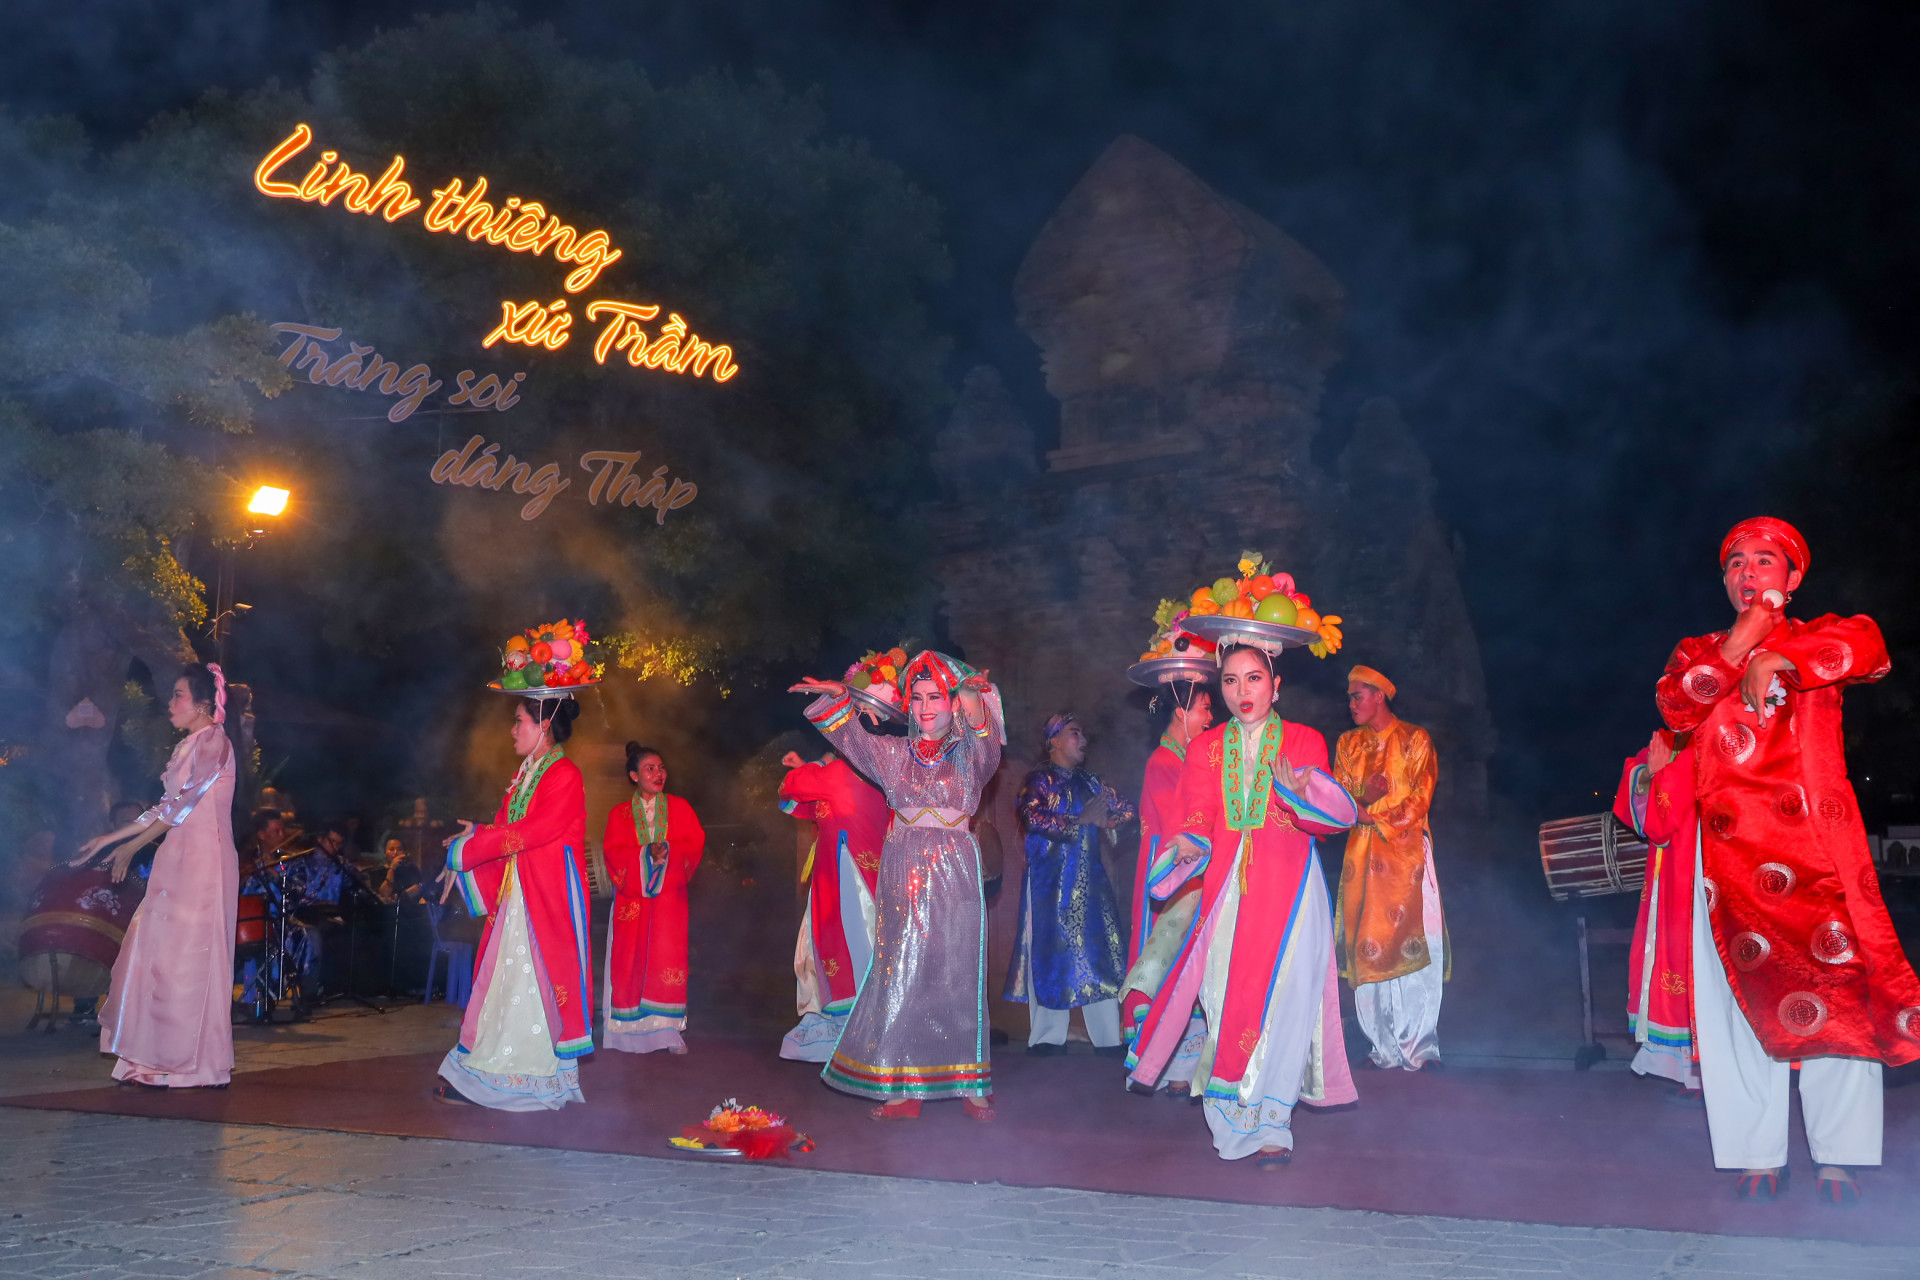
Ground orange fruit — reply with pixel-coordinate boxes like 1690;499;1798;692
1190;587;1214;609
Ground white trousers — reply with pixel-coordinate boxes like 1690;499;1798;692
1691;844;1881;1169
1029;997;1121;1047
1351;840;1444;1069
1018;884;1121;1047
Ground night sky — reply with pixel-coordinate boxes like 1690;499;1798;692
9;0;1917;820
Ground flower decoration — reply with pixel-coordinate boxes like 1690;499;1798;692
843;646;910;710
672;1099;810;1160
490;617;607;691
705;1098;788;1132
1183;550;1345;657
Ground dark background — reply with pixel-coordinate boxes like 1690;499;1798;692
7;0;1918;827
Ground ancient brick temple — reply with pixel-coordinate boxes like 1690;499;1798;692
934;135;1493;826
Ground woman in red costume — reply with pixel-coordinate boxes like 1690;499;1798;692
1656;516;1918;1203
1612;730;1699;1092
777;747;887;1061
435;694;593;1110
602;742;706;1054
1128;644;1358;1167
1121;678;1213;1087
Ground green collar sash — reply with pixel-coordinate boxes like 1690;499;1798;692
1222;717;1283;831
508;748;564;822
1159;732;1186;763
631;792;668;845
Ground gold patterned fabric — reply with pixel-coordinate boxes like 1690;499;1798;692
1334;719;1442;985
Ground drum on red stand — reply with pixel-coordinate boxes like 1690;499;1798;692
235;894;268;950
1538;812;1648;902
17;865;147;998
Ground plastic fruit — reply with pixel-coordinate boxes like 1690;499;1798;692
529;641;552;664
505;635;529;653
524;665;546;688
1210;578;1238;606
569;660;592;681
1249;575;1274;600
549;638;573;661
1191;597;1221;616
1294;607;1321;631
501;669;528;690
1190;588;1213;609
1291;592;1311;610
1254;594;1299;625
1230;597;1259;619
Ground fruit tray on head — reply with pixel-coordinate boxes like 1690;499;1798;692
1126;655;1220;687
486;681;599;700
844;684;908;724
1181;616;1320;654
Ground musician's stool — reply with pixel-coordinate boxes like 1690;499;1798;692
423;904;474;1009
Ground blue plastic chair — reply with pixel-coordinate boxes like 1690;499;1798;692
423;903;474;1008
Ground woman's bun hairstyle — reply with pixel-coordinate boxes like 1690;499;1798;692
625;741;662;775
179;662;219;715
531;697;581;743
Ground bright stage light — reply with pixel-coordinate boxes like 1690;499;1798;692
247;486;290;516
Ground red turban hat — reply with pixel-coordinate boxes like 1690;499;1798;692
1719;517;1809;574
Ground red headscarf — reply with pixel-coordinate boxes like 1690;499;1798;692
1719;517;1809;575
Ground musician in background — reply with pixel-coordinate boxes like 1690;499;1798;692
243;809;299;867
377;835;425;903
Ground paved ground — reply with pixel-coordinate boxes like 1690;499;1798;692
2;1105;1913;1280
3;987;1909;1277
0;990;462;1098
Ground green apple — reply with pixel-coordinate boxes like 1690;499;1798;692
501;669;528;690
1254;593;1299;625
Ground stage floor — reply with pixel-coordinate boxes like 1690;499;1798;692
5;1034;1916;1247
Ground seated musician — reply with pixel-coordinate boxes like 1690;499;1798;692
377;835;425;903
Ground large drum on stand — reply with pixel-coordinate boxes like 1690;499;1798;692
1538;812;1651;1070
1538;813;1648;901
17;866;147;1017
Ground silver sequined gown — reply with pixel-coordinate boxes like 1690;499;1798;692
807;693;1001;1100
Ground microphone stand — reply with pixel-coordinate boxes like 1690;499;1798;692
315;848;389;1014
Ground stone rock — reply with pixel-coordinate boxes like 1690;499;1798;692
934;136;1492;860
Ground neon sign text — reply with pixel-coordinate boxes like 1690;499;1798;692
254;124;422;222
254;124;735;382
484;299;574;351
586;303;738;382
431;435;698;523
273;323;523;422
421;178;622;293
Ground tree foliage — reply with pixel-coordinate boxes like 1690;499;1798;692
0;7;954;837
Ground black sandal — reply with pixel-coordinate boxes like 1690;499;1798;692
1734;1166;1788;1200
1816;1168;1861;1206
433;1082;476;1107
1254;1148;1292;1169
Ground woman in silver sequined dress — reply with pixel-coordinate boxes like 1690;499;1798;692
790;651;1003;1120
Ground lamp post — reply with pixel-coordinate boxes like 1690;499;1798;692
214;485;292;666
